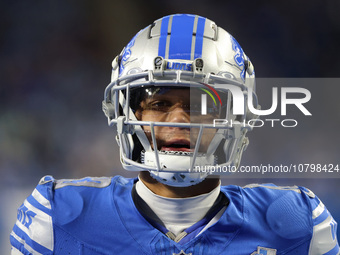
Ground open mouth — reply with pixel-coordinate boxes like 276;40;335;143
161;139;193;152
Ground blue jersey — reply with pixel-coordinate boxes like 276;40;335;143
10;176;339;255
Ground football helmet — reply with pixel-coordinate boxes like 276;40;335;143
103;14;260;187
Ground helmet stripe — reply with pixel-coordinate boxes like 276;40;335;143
194;16;206;59
158;16;170;58
158;14;206;61
168;14;195;60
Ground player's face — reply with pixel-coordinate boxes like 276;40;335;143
134;87;219;152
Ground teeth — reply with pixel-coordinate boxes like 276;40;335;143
159;151;193;156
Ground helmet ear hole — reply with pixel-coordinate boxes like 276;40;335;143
244;58;254;75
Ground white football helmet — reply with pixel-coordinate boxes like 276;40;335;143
103;14;260;187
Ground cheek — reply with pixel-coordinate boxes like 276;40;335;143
138;115;165;149
139;110;165;121
143;127;166;150
139;110;167;136
190;114;218;124
190;129;216;151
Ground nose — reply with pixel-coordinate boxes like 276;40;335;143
166;104;190;124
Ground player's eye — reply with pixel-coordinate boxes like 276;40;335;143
147;100;171;111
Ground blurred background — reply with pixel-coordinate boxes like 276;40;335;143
1;0;339;253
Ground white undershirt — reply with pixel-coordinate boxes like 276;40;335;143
135;178;221;236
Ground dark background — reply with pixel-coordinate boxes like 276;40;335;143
1;0;339;252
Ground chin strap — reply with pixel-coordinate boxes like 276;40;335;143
141;151;216;187
149;171;209;187
141;151;217;170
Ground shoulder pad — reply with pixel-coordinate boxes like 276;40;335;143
265;188;313;239
243;183;315;198
39;175;55;185
243;183;315;240
54;176;112;189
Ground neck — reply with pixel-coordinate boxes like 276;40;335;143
135;177;221;235
139;171;220;198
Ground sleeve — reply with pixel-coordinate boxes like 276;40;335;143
304;187;340;255
10;176;55;255
11;246;24;255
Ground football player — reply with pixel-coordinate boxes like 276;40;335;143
10;14;339;255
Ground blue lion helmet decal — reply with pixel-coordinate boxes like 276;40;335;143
231;36;246;81
119;34;137;76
